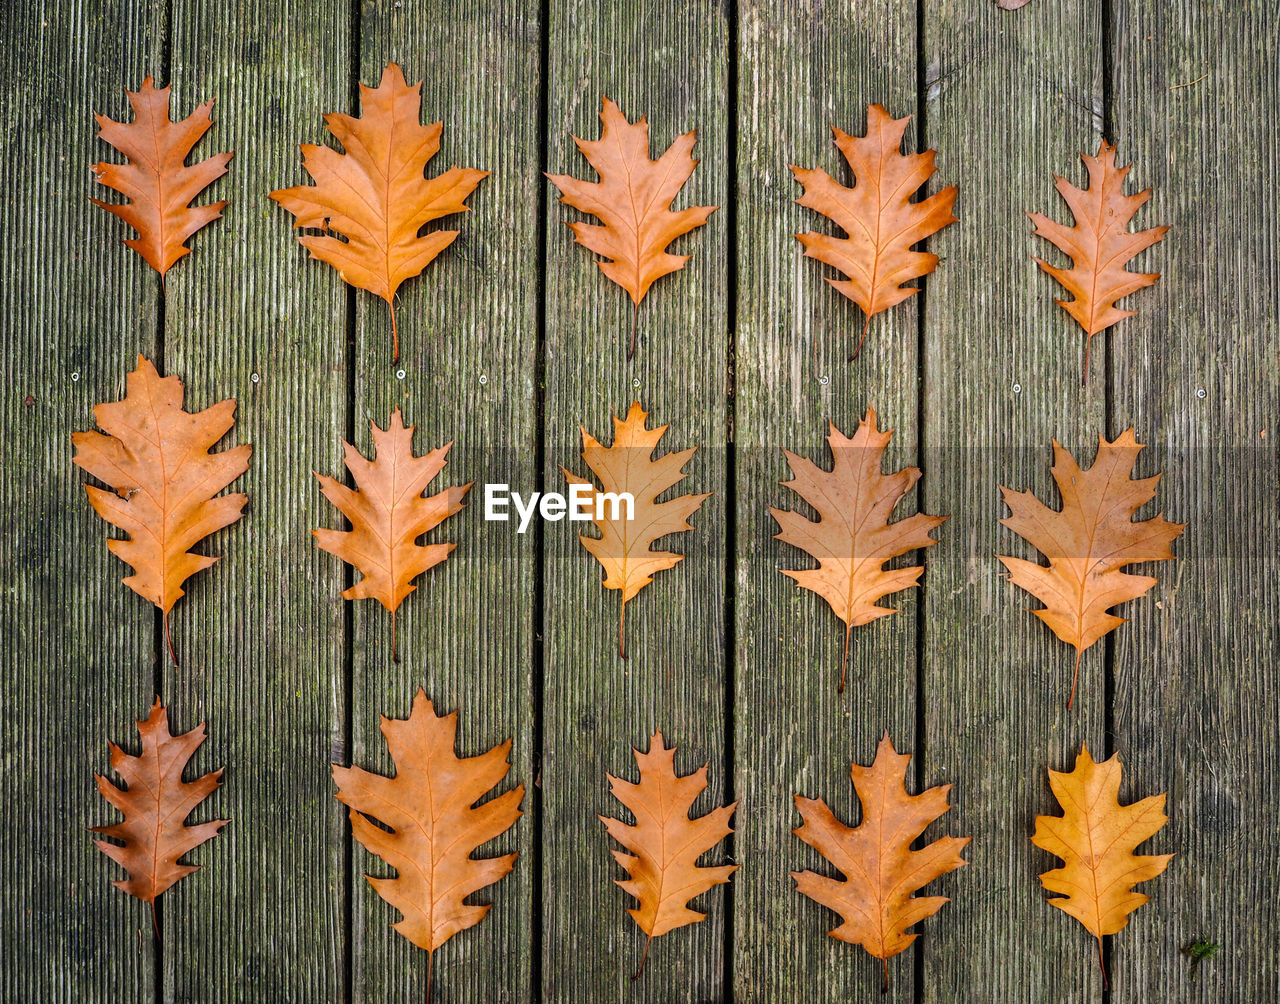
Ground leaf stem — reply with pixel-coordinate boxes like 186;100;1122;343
163;611;178;667
632;933;652;981
1097;934;1108;989
619;597;628;660
391;300;400;364
628;301;639;360
392;608;400;664
850;313;871;361
150;898;160;944
1068;649;1081;710
839;623;851;694
426;947;434;1004
881;955;889;994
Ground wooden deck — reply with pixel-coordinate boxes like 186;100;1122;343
2;0;1277;1000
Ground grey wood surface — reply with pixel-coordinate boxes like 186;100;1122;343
162;1;351;1000
2;0;1276;1001
1109;1;1280;999
0;2;164;1001
732;2;924;1000
919;2;1110;1001
351;2;540;1001
539;1;730;1000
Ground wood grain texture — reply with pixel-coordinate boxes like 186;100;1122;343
0;2;165;1000
162;2;350;999
1109;1;1280;998
733;3;923;1000
919;2;1109;999
350;2;541;1000
539;1;730;999
6;2;1280;1000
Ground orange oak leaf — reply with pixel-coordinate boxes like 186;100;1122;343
91;77;232;278
791;733;969;993
313;409;471;663
771;407;946;693
1028;141;1168;379
547;97;717;359
600;730;737;980
1032;744;1172;987
791;104;957;359
270;62;489;362
71;356;251;666
92;698;228;937
997;429;1184;709
333;690;523;1002
562;402;710;659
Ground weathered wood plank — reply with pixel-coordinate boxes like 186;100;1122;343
540;2;730;999
733;3;922;1000
351;2;541;1000
1109;1;1280;998
162;3;350;999
6;5;1279;1002
920;2;1108;999
0;3;164;1000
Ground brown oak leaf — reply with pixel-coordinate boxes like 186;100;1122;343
771;407;946;693
270;62;489;362
547;97;717;359
600;730;737;979
1032;744;1173;986
92;698;228;936
333;690;523;1002
791;733;969;993
71;356;251;665
91;77;232;277
562;402;710;659
792;104;957;359
998;429;1184;708
1028;141;1169;380
313;409;471;662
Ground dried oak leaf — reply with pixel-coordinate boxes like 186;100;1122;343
547;97;717;359
313;408;471;662
92;698;228;935
270;62;489;362
562;402;710;659
792;733;969;993
72;355;251;665
1028;141;1168;379
91;77;232;277
772;407;946;693
600;730;737;979
1032;744;1172;986
792;104;957;359
998;429;1184;708
333;689;523;1001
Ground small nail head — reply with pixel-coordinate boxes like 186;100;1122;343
632;378;640;389
1013;383;1021;394
396;369;406;380
1196;388;1206;399
818;375;830;386
250;372;260;384
70;372;79;382
479;374;488;385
